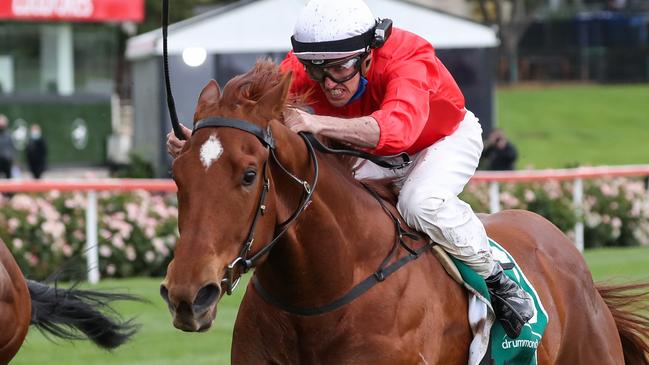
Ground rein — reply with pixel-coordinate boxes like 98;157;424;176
162;0;185;140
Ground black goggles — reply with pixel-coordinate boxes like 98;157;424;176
300;54;366;84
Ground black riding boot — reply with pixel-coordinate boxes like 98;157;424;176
485;263;534;339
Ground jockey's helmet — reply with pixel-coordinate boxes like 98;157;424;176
291;0;377;61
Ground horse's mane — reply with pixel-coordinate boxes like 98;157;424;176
221;60;399;203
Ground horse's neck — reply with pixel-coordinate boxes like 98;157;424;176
255;123;397;306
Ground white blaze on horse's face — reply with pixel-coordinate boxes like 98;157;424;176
200;134;223;170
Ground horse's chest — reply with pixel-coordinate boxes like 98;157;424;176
234;304;458;365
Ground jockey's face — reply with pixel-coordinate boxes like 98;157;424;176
300;52;369;108
319;71;360;107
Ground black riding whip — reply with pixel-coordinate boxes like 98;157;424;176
162;0;185;140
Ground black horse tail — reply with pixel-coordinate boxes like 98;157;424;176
27;280;140;349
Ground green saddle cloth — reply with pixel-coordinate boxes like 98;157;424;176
451;238;549;365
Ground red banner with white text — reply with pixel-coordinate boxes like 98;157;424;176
0;0;144;22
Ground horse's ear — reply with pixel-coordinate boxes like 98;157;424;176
198;79;221;104
256;71;292;116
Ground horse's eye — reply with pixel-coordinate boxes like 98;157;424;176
242;169;257;186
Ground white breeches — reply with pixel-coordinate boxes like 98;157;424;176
355;110;495;278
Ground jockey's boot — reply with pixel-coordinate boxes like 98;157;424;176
485;263;534;339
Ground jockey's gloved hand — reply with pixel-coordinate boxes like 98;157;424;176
485;263;534;338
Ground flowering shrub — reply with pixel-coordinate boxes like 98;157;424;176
461;177;649;248
0;191;178;280
583;178;649;248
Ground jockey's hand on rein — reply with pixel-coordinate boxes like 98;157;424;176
166;124;192;158
284;108;319;134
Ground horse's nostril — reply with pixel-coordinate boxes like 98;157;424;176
193;283;220;312
160;284;170;304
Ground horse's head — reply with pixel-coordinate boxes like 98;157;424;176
160;61;293;332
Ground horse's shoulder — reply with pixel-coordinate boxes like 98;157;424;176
360;178;399;206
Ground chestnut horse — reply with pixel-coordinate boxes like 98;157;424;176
0;239;138;364
161;61;649;364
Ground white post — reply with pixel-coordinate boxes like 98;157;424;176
86;191;100;284
40;24;74;95
573;178;584;252
489;181;501;213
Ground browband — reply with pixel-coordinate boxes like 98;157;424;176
193;117;275;149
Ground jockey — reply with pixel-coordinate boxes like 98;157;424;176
166;0;534;339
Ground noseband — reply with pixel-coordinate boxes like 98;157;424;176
192;117;319;295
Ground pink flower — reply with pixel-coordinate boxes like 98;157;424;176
8;218;20;233
73;229;85;241
24;252;39;266
61;244;73;257
99;245;112;257
12;238;23;250
144;226;156;239
10;195;34;211
144;251;155;263
27;214;38;225
600;183;617;197
100;229;112;240
106;264;116;276
153;238;169;256
524;190;535;203
112;235;125;249
125;203;139;221
125;245;136;261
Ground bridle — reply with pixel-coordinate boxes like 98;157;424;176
192;117;319;295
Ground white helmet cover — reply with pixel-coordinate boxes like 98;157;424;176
291;0;377;61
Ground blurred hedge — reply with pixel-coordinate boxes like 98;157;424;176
0;190;177;280
461;177;649;248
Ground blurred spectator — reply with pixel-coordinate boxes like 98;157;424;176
0;114;15;179
26;124;47;179
481;129;518;171
608;0;626;10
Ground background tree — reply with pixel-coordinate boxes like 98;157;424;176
139;0;236;34
471;0;552;83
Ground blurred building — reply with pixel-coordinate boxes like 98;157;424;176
0;0;143;168
406;0;471;18
126;0;499;176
